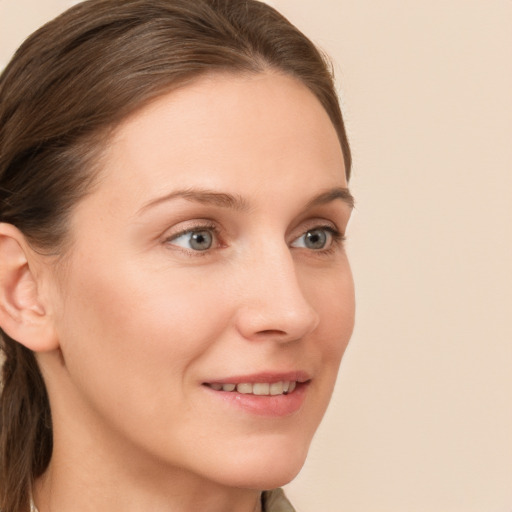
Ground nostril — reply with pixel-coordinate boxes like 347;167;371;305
234;275;319;342
256;329;287;336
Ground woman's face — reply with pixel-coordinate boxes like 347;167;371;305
45;71;355;490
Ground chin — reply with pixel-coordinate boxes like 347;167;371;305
202;438;311;490
218;462;306;491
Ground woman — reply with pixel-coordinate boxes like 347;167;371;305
0;1;354;511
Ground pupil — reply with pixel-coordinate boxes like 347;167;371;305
190;231;212;250
305;229;327;249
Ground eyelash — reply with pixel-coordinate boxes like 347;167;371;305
164;222;345;257
164;221;221;257
300;226;346;255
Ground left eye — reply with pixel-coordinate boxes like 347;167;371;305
290;227;336;250
168;229;215;251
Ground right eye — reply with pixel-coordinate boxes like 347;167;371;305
166;228;216;252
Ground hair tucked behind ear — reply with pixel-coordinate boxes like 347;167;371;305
0;0;351;509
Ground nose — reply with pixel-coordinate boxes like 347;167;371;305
234;242;320;343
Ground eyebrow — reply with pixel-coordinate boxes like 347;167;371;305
138;186;354;214
138;188;250;214
306;187;355;210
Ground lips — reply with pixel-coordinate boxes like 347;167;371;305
202;372;310;416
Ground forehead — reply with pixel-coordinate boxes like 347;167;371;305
89;71;347;213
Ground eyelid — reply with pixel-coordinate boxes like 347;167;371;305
163;220;224;254
164;220;217;239
289;217;342;239
289;222;345;252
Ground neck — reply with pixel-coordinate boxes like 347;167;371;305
34;462;263;512
33;418;263;512
34;358;264;512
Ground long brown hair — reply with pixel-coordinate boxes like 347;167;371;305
0;1;351;510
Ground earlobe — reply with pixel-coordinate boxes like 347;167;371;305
0;223;59;352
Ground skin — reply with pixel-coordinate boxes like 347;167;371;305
23;71;355;511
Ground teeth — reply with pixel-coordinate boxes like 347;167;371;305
253;383;270;395
208;380;299;396
270;382;284;395
237;383;253;394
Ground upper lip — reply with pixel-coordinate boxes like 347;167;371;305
204;371;311;385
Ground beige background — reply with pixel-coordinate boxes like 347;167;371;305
1;1;511;511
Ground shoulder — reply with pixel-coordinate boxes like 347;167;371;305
262;488;296;512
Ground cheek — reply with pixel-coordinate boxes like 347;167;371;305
54;255;232;409
298;263;354;419
307;262;355;359
50;256;239;464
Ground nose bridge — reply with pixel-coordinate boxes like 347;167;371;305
235;239;319;341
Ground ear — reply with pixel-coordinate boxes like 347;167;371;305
0;223;59;352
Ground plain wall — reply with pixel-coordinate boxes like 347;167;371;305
1;1;511;511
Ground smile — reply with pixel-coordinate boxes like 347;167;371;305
203;373;311;416
205;381;298;396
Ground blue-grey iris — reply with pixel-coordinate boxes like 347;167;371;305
190;230;213;251
304;229;327;249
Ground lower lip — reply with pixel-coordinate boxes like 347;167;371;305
203;382;310;417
